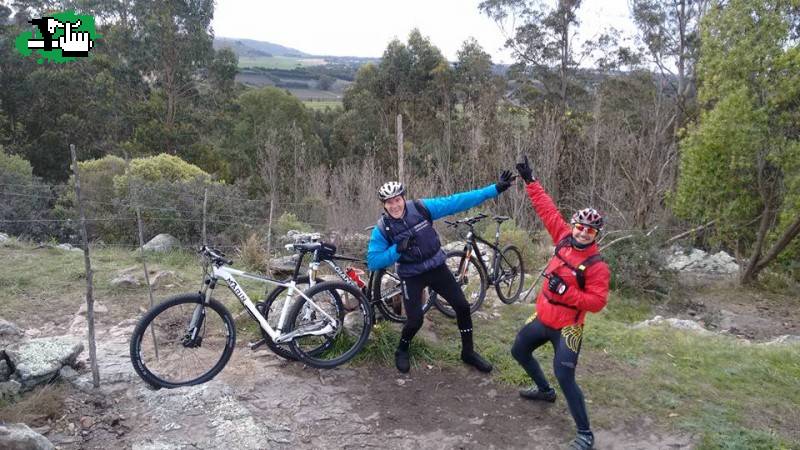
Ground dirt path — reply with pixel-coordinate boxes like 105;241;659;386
38;319;694;450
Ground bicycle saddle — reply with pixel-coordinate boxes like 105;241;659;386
293;242;322;252
493;215;511;223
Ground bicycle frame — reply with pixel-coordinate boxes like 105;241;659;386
203;263;337;344
460;227;503;284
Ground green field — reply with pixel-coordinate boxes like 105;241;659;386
303;100;343;111
238;56;326;70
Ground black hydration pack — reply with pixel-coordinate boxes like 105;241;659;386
552;237;605;290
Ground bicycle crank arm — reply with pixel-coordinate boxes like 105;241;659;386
274;322;336;343
248;338;266;350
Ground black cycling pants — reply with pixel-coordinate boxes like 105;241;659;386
400;264;472;347
511;317;590;433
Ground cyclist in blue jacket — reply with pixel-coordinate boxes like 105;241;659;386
367;172;514;373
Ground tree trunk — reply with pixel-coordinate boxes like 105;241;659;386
741;212;800;284
396;114;404;183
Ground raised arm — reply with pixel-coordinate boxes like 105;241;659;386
525;181;570;244
421;184;500;221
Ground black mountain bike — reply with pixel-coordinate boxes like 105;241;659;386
432;213;525;316
256;235;428;360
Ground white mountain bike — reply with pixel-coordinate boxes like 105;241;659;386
129;246;372;389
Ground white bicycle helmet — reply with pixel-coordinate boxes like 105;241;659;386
570;208;604;230
377;181;405;201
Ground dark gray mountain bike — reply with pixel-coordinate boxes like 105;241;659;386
431;213;525;317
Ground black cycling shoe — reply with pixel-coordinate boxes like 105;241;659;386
395;349;410;373
519;386;557;402
461;351;493;373
567;433;594;449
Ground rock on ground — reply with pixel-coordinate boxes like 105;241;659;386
665;247;739;273
4;336;84;390
0;422;55;450
632;315;712;334
143;234;180;252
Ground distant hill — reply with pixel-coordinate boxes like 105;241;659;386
214;37;311;58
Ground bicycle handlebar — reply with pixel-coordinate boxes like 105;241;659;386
445;213;488;228
199;246;233;266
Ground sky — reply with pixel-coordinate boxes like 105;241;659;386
212;0;639;64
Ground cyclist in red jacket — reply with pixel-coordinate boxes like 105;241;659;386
511;156;610;450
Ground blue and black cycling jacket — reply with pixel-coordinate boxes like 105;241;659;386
366;184;501;272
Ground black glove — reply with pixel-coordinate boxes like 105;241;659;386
515;155;536;183
547;273;568;295
396;235;415;253
495;170;514;193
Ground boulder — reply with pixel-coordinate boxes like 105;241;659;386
0;318;23;337
665;247;739;273
0;380;21;399
0;422;54;450
0;359;10;381
77;301;108;315
269;254;302;278
4;336;84;390
150;270;180;289
143;234;180;252
632;315;712;335
762;335;800;346
0;232;8;242
56;243;82;253
110;274;140;288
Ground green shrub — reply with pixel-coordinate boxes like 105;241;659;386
602;234;675;296
54;154;258;245
275;212;312;237
0;147;60;239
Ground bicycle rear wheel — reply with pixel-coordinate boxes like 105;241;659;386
495;245;525;304
372;268;407;322
259;276;327;360
432;250;488;318
372;269;435;322
286;281;372;369
130;293;235;389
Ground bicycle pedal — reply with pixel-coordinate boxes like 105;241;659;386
248;338;266;350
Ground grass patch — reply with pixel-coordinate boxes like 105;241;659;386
0;383;68;425
464;296;800;446
239;56;325;69
303;100;342;111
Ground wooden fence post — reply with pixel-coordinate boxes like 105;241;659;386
124;156;159;358
202;186;208;247
69;144;100;388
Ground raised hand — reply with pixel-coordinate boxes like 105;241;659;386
495;170;515;193
515;155;536;183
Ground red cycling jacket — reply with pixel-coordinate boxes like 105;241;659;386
525;181;610;329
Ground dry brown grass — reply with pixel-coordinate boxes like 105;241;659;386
0;383;68;425
236;232;268;273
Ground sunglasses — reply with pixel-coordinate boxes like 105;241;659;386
573;223;599;236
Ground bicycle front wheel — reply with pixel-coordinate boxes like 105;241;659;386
130;293;235;389
286;281;372;369
433;250;488;318
495;245;525;304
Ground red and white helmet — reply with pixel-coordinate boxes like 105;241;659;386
571;208;604;230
